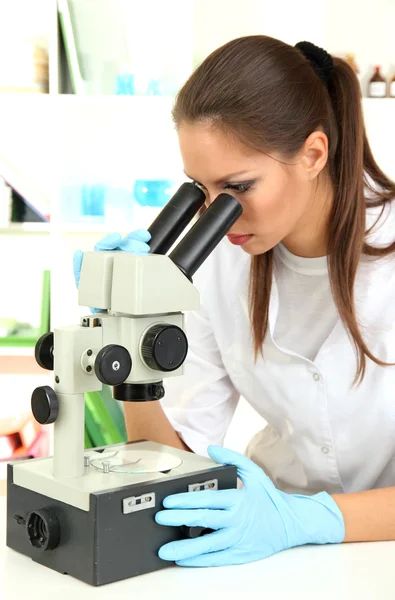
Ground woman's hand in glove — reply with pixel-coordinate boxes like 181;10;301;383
155;445;345;567
73;230;151;287
73;230;151;312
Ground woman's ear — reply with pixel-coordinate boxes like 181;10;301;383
300;130;329;180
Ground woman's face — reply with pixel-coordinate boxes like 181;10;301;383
178;121;331;257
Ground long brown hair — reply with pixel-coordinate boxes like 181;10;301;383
172;35;395;384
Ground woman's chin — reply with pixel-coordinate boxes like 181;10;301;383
240;236;272;256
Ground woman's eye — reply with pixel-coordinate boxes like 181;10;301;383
225;182;253;193
191;180;254;194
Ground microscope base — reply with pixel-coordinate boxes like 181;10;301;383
6;441;237;586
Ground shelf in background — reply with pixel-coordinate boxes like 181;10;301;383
0;354;46;375
57;207;162;234
57;223;154;234
57;223;121;234
0;223;50;234
362;98;395;104
0;346;34;357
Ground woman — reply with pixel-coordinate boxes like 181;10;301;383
74;36;395;566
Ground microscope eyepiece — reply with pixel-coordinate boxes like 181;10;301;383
148;182;206;255
168;193;242;280
147;182;243;279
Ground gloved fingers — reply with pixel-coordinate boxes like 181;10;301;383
158;529;232;563
155;507;230;530
162;489;238;510
175;546;258;568
207;445;265;488
73;250;83;288
94;232;123;251
117;237;150;254
124;229;151;243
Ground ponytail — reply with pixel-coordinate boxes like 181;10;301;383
326;59;395;383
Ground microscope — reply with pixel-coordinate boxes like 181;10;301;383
6;183;242;586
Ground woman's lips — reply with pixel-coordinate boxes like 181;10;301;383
226;234;253;246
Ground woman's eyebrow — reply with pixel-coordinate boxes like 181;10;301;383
183;169;253;185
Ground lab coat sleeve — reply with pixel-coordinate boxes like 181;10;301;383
160;301;240;457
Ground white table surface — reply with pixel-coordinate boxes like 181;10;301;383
0;497;394;599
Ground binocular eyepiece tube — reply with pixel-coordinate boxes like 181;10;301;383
148;182;243;280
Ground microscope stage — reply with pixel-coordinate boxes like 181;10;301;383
87;446;183;473
11;440;228;511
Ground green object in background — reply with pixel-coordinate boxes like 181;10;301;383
100;385;128;441
0;269;50;347
84;428;93;449
84;389;127;448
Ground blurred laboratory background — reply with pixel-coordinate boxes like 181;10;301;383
1;0;395;483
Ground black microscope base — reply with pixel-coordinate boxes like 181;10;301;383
6;461;237;586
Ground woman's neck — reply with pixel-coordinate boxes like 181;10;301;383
282;179;334;258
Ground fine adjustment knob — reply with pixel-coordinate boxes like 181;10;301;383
35;332;54;371
94;344;132;386
31;386;59;425
141;324;188;372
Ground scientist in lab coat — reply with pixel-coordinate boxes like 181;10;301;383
74;37;395;566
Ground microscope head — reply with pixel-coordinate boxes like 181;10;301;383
77;183;242;401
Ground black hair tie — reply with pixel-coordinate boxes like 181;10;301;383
295;41;334;85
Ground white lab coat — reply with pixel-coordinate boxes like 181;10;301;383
161;202;395;495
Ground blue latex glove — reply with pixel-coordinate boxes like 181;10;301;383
155;446;345;567
73;230;151;312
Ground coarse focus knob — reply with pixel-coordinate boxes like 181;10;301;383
141;324;188;372
31;386;59;425
94;344;132;386
35;332;54;371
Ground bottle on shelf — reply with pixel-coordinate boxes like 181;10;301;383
389;72;395;98
368;66;387;98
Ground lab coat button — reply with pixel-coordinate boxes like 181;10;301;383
321;447;329;454
313;372;320;381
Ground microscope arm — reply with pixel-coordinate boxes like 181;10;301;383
33;321;103;479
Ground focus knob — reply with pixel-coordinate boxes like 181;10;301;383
35;332;54;371
31;386;59;425
141;324;188;372
94;344;132;386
